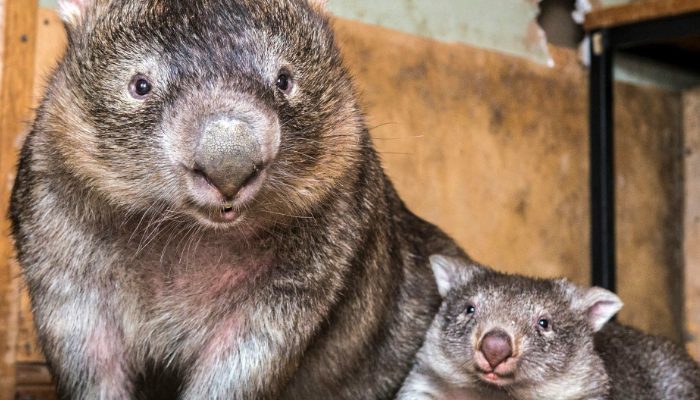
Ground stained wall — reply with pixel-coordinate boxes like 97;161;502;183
333;19;685;342
0;2;693;398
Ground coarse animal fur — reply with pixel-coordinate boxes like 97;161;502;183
398;255;700;400
9;1;467;399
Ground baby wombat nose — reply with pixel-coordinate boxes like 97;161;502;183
480;330;513;369
193;118;264;199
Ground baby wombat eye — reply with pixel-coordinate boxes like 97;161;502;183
276;69;294;94
537;318;551;331
466;305;476;315
129;74;153;99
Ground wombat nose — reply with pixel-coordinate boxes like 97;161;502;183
480;330;513;369
193;118;264;199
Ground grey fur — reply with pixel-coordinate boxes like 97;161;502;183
399;256;700;400
9;1;467;399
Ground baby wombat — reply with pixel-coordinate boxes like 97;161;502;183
10;0;467;399
398;255;700;399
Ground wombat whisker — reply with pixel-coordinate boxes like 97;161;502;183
234;223;252;248
188;226;205;261
284;133;357;143
281;150;355;163
279;145;352;159
372;135;425;141
179;225;203;267
135;211;177;257
159;220;195;266
277;149;317;162
134;212;164;250
128;200;163;243
260;208;314;219
377;151;414;156
266;175;299;189
256;216;298;231
278;118;298;129
134;225;166;257
367;121;398;131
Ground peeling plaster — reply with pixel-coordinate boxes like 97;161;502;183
572;0;593;24
573;0;592;68
328;0;554;66
527;14;555;67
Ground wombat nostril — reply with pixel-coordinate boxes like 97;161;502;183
188;159;264;201
240;163;262;188
192;164;211;183
480;330;513;369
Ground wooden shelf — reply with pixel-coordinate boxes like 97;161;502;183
585;0;700;30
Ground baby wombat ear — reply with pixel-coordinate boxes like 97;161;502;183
429;255;486;298
571;285;623;332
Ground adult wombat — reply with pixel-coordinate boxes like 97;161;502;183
9;0;467;399
398;255;700;399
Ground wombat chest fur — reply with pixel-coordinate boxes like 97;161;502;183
398;256;700;400
9;1;467;399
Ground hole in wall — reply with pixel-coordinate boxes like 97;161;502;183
537;0;584;48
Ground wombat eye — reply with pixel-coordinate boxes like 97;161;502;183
466;305;476;315
538;318;551;331
129;74;152;99
276;70;293;94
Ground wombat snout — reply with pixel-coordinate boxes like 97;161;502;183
480;330;513;369
191;117;266;200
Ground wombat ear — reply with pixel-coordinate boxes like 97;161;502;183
577;287;623;332
429;255;484;298
58;0;92;27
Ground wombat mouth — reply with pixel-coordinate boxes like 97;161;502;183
188;204;242;226
219;205;238;221
477;371;516;387
217;208;238;222
182;160;269;227
205;212;238;226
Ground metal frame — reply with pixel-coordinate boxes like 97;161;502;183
588;11;700;291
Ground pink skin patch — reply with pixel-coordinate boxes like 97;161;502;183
175;267;251;301
87;324;129;396
198;314;245;367
169;252;273;303
187;258;273;373
211;268;248;293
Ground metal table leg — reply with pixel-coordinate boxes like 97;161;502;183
589;29;616;291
